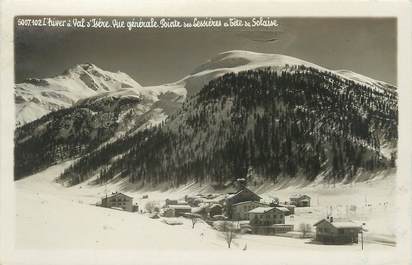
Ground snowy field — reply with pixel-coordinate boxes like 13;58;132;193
13;161;402;265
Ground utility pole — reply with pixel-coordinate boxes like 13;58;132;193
105;181;108;199
104;179;108;207
361;222;366;251
361;230;364;250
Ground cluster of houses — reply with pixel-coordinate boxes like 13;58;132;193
98;181;363;245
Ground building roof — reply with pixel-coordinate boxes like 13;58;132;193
313;219;362;229
102;192;133;200
227;187;262;200
248;207;275;214
192;206;207;214
275;207;290;212
290;194;311;200
279;204;295;208
332;222;362;229
168;205;191;210
232;201;266;207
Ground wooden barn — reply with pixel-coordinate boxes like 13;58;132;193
101;192;134;212
313;217;362;244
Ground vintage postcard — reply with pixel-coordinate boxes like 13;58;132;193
1;1;411;265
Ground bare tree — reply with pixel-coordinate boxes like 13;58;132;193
193;215;203;229
217;221;238;248
299;223;313;238
186;213;203;229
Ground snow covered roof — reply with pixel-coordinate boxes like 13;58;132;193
168;205;191;210
162;219;183;225
331;221;362;229
279;204;295;208
275;207;290;212
314;219;361;229
232;201;265;207
102;192;133;200
290;194;311;200
226;194;236;199
192;206;207;213
248;207;275;214
226;187;261;200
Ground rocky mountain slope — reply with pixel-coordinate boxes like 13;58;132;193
15;63;146;127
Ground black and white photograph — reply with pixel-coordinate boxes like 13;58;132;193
1;2;412;265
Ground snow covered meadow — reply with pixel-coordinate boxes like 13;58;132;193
12;160;402;265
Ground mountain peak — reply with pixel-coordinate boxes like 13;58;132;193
191;50;325;76
62;62;101;76
15;63;144;126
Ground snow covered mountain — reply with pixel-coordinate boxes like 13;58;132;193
15;63;145;127
170;50;396;98
15;50;398;187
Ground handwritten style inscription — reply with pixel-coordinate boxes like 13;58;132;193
16;17;279;30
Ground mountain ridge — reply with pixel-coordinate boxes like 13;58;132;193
15;63;145;126
15;50;396;127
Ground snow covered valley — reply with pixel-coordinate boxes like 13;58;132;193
13;161;402;265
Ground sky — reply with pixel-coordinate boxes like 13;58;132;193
14;17;397;86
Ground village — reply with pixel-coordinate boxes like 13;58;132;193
98;178;365;247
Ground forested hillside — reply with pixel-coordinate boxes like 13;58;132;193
58;66;397;186
14;91;143;179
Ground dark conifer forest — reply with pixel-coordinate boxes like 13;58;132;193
14;95;142;179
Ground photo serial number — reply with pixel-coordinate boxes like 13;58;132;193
17;18;67;27
16;17;280;30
